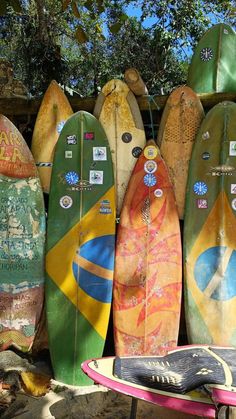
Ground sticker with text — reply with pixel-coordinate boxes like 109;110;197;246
197;199;208;209
229;141;236;156
89;170;103;184
84;132;94;140
65;150;72;159
93;147;107;161
231;184;236;194
154;189;163;198
66;135;77;145
144;160;157;174
99;200;112;214
144;146;158;160
60;195;73;209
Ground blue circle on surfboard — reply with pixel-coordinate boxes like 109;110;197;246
193;181;208;195
144;174;157;187
194;246;236;300
65;171;79;185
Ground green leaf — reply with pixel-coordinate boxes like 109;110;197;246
96;0;105;14
109;22;122;34
84;0;93;12
75;26;89;43
72;1;81;18
0;0;22;15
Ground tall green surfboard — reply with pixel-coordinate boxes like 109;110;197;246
187;23;236;94
184;101;236;347
46;111;116;385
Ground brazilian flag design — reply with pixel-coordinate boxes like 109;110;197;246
184;102;236;347
46;111;116;385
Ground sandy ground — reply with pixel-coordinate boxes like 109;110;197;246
1;382;205;419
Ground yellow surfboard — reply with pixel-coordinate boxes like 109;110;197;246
94;79;146;215
31;80;73;193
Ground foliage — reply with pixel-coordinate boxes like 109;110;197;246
0;0;236;96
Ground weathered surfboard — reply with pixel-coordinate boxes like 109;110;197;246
184;101;236;346
187;23;236;94
94;79;146;215
46;111;116;385
157;86;205;219
113;140;182;356
31;80;73;193
0;114;45;352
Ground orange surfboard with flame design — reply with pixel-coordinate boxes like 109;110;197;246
113;140;182;356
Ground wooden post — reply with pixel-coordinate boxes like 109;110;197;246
124;68;148;96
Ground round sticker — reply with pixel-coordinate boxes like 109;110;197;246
193;181;208;195
200;47;213;62
202;152;210;160
132;147;142;158
60;196;73;209
144;146;158;160
65;171;79;185
232;198;236;211
202;131;210;140
144;160;157;174
122;132;132;143
144;173;157;187
154;189;163;198
57;120;66;134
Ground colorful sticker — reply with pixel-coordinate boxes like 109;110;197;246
144;146;158;160
154;189;163;198
122;132;132;143
197;199;208;209
99;200;112;214
202;131;210;140
231;184;236;194
93;147;107;161
65;171;79;185
193;181;208;195
89;170;103;185
65;151;72;159
132;147;142;158
202;152;210;160
57;121;65;134
144;160;157;174
229;141;236;156
144;173;157;187
232;198;236;211
200;47;213;62
84;132;94;140
66;135;77;145
60;195;73;209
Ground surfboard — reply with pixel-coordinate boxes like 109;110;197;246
81;355;216;418
0;114;45;352
187;23;236;94
113;140;182;356
94;79;146;215
157;86;205;219
184;101;236;347
31;80;73;194
46;110;116;386
81;345;236;419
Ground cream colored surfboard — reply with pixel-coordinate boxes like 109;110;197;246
94;79;146;215
31;80;73;193
158;86;205;219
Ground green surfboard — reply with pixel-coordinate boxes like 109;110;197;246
46;111;116;385
184;101;236;347
187;23;236;94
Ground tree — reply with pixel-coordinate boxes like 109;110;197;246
0;0;236;96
